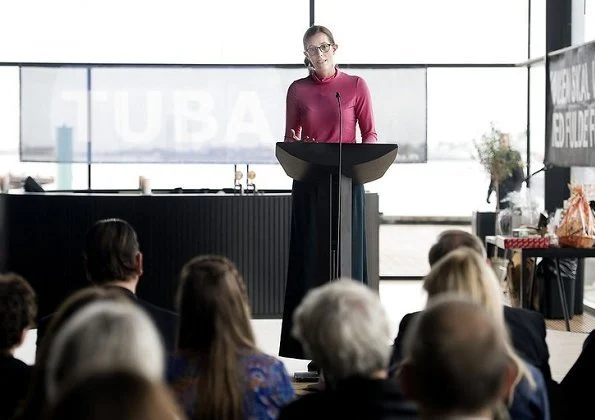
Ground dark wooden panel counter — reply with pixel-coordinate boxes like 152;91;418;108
0;191;378;320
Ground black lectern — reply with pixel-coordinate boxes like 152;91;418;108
276;142;398;284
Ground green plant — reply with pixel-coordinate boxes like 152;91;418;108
474;123;523;210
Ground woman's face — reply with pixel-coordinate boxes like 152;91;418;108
304;32;337;75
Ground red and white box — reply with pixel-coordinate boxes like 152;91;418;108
496;235;550;249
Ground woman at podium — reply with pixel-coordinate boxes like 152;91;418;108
279;25;377;360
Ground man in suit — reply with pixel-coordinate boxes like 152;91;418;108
37;218;178;353
388;230;557;415
399;295;514;419
279;279;417;420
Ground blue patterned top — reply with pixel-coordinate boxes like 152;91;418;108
166;350;295;419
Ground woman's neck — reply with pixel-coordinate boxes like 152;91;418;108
313;66;337;81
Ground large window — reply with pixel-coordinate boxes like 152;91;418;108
529;0;546;58
19;66;427;164
0;0;309;64
365;68;527;217
585;0;595;43
528;63;545;208
315;0;528;63
1;1;532;217
0;67;88;190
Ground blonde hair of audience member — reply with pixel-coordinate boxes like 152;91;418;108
45;300;164;403
422;248;536;398
16;287;131;420
44;370;185;420
400;295;514;419
176;255;256;420
292;278;392;380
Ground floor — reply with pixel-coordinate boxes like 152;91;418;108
378;224;471;277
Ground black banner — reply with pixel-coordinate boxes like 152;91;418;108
547;41;595;167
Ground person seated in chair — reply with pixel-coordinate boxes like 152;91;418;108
389;229;555;410
399;295;515;419
394;247;550;419
279;278;417;420
37;218;178;353
0;273;37;420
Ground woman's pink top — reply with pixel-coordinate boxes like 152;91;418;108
284;67;378;143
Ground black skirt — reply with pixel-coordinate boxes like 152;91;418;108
279;180;368;359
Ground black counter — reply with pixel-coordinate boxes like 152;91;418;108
0;192;379;319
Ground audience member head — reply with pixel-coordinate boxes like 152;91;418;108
428;229;485;267
292;278;392;381
0;273;36;354
422;247;536;399
176;255;256;420
399;295;513;419
83;218;142;287
44;370;184;420
17;287;131;420
36;286;130;364
45;300;164;403
424;247;502;321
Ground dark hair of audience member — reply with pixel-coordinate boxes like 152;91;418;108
0;273;37;352
84;218;140;284
427;229;485;266
177;255;256;420
15;287;129;420
42;370;185;420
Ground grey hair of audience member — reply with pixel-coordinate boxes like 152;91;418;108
45;300;165;403
292;278;391;379
400;294;512;417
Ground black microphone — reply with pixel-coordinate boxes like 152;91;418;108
524;162;554;184
335;91;343;280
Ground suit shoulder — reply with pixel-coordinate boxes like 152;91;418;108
137;298;178;318
504;306;545;323
400;311;420;327
280;393;327;419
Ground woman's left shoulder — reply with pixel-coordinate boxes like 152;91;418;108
243;351;287;372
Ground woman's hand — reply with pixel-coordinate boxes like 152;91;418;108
290;129;316;143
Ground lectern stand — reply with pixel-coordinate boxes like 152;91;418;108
276;142;398;286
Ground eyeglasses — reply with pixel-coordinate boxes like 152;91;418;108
305;43;334;56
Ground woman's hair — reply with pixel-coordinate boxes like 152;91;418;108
0;272;36;351
45;300;164;403
44;370;184;420
37;287;130;365
176;255;256;420
422;248;536;399
302;25;336;69
17;287;130;420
